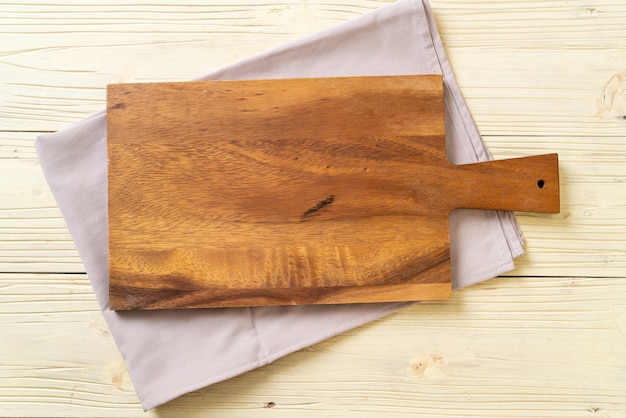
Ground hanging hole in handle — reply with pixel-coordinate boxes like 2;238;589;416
537;179;545;189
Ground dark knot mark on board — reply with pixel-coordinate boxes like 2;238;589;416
111;102;127;110
301;195;335;221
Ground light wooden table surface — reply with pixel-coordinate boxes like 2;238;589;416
2;1;625;417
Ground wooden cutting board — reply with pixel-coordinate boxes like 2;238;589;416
107;75;559;310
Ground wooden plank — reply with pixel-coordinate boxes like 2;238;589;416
485;136;626;277
0;131;621;277
0;132;83;273
0;1;624;135
1;273;624;416
0;0;368;131
448;49;626;137
0;273;134;417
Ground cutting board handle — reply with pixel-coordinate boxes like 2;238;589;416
453;153;560;213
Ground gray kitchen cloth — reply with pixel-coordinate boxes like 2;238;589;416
36;0;524;410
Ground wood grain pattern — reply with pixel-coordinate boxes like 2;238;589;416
2;0;625;415
2;274;624;417
1;132;622;278
107;75;559;310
